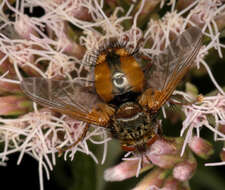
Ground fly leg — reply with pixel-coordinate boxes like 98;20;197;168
169;94;203;106
57;123;89;156
88;103;115;126
138;88;161;113
57;104;114;156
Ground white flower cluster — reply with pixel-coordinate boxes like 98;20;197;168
0;0;225;190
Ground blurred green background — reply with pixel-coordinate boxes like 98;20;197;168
0;134;224;190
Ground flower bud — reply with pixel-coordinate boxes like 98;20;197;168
147;138;184;168
132;168;168;190
0;52;16;78
149;138;177;155
70;2;92;21
0;95;32;116
215;13;225;31
218;124;225;134
104;159;153;181
162;177;180;190
149;154;183;169
189;136;214;159
0;81;21;95
173;159;197;181
14;15;39;40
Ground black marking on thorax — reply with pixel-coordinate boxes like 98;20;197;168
105;51;121;71
109;91;140;105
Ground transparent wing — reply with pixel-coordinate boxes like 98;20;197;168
21;78;104;125
144;26;202;109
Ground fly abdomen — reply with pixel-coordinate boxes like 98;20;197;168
110;102;151;142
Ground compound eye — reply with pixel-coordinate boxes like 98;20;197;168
112;72;129;89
